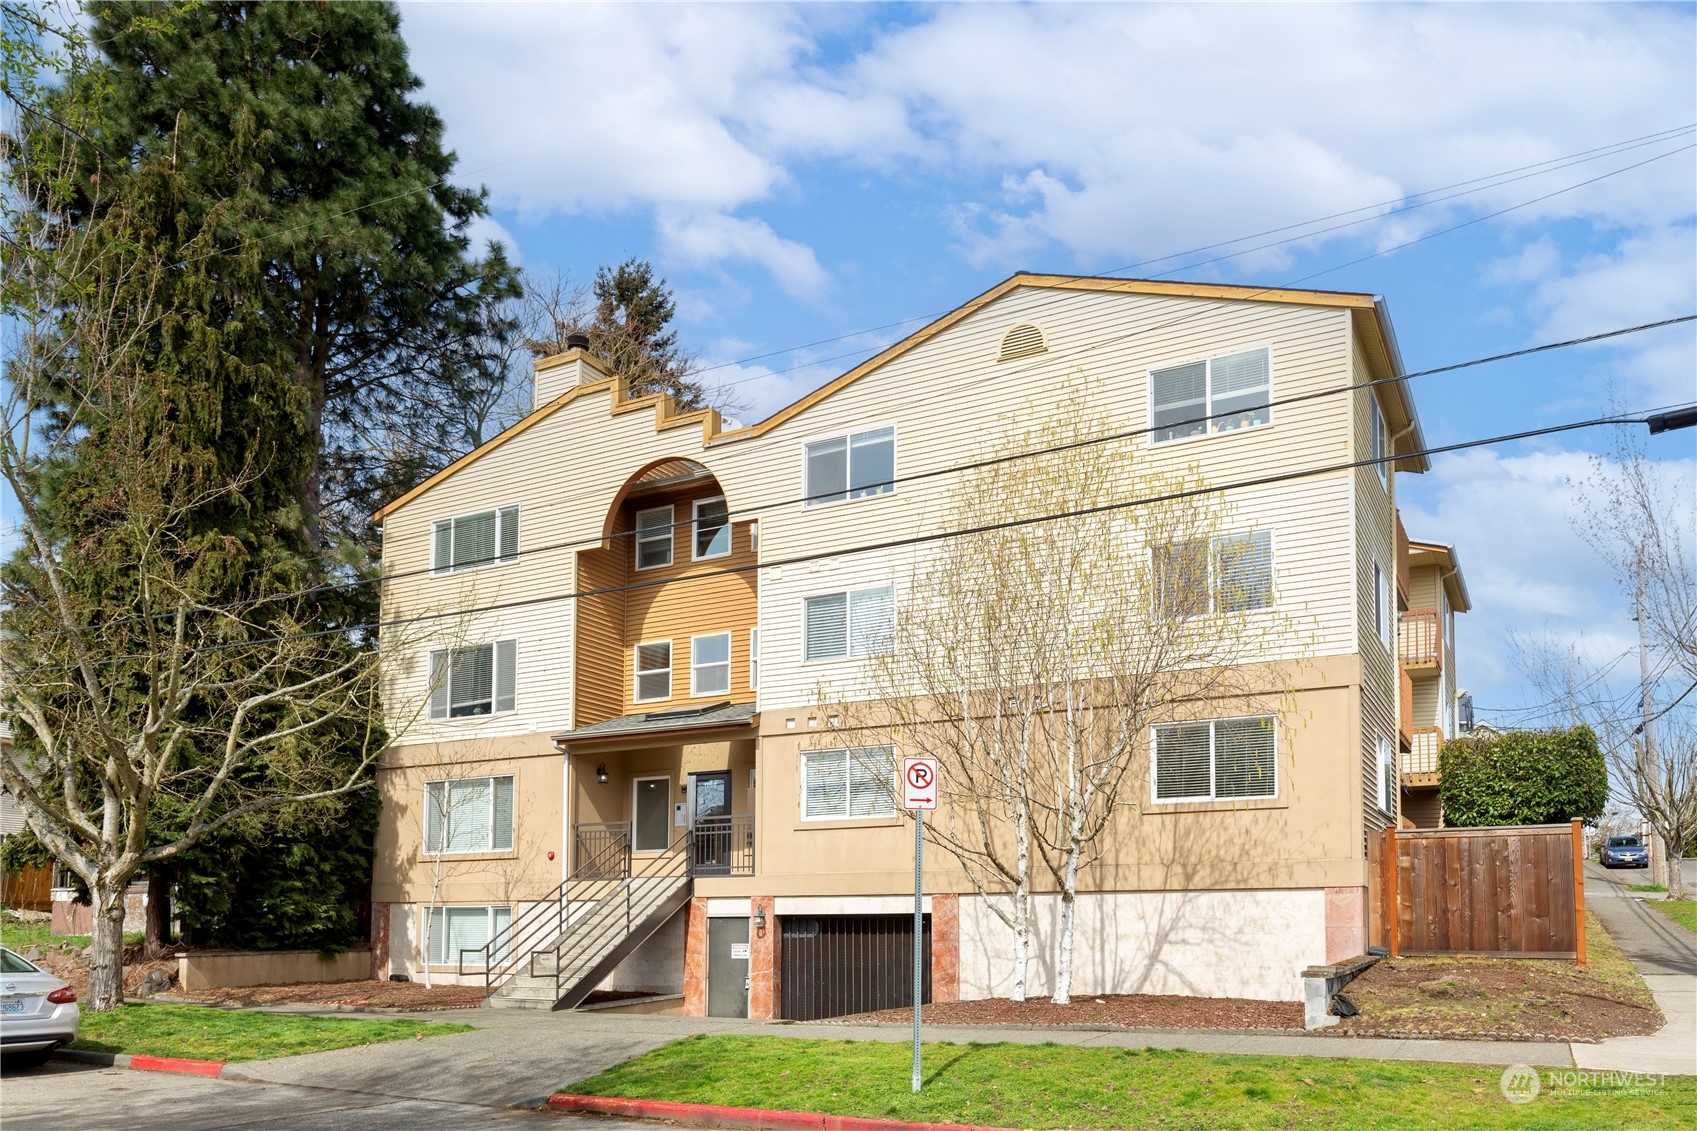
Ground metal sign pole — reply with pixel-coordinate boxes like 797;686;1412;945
912;806;923;1093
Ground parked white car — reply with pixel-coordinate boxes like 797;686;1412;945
0;946;79;1068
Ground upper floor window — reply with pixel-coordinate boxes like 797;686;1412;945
693;497;731;560
432;506;518;574
801;745;896;820
749;627;760;689
804;585;895;662
1151;347;1271;443
805;426;895;505
1152;717;1276;802
635;506;674;570
425;775;515;853
691;632;731;696
1155;531;1273;618
635;640;672;702
428;641;516;720
1373;561;1392;651
1377;734;1396;815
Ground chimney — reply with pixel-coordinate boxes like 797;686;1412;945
534;336;609;409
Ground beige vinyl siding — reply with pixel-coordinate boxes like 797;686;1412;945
1407;565;1440;610
574;544;625;728
1353;335;1398;833
1412;677;1440;729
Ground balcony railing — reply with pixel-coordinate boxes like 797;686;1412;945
571;817;754;879
1398;607;1442;670
1402;727;1444;781
1399;667;1414;747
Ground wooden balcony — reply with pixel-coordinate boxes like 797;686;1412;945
1399;607;1442;671
1401;727;1444;787
1395;513;1411;610
1399;667;1414;747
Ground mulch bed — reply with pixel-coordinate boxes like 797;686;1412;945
1329;956;1662;1042
172;978;488;1010
841;993;1304;1031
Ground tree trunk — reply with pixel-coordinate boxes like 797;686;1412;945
1052;855;1079;1005
1011;886;1030;1004
145;868;172;958
87;880;128;1012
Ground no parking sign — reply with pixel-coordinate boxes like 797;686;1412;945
901;757;938;810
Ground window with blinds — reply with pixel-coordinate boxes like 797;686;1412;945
691;633;731;696
1155;532;1273;617
1151;347;1271;443
804;585;894;661
428;640;517;719
1377;735;1396;815
804;427;896;505
635;640;672;702
431;507;519;573
424;775;515;853
1369;391;1389;484
1152;717;1276;802
635;506;674;570
427;905;512;965
692;497;731;560
801;746;896;820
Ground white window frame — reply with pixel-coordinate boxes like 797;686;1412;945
423;775;515;855
1373;561;1392;652
431;505;519;575
749;521;760;554
631;775;673;854
1377;734;1396;815
634;639;673;703
1149;716;1279;804
1148;346;1273;446
749;627;760;690
800;745;898;821
427;640;517;720
1156;531;1275;618
802;425;898;507
692;497;732;561
1369;391;1389;485
690;632;732;697
426;904;511;967
802;584;896;663
634;505;675;571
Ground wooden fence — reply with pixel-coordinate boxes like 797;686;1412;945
1;863;52;912
1366;820;1586;966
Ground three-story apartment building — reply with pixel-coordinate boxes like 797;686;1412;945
368;274;1467;1017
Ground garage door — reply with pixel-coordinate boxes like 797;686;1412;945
779;914;931;1022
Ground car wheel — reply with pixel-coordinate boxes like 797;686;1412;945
3;1048;55;1069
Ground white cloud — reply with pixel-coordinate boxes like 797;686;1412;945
657;212;828;300
463;214;523;265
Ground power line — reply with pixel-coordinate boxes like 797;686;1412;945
41;312;1695;632
686;124;1697;384
16;402;1691;674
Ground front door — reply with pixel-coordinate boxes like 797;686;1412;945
707;916;750;1018
691;771;732;876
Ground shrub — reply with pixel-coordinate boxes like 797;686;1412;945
1439;726;1607;827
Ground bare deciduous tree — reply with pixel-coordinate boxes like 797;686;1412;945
842;402;1292;1003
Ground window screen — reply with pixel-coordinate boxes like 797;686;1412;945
428;641;517;719
425;775;515;853
635;641;672;702
635;506;674;569
432;507;519;573
805;586;894;661
693;497;731;559
691;633;731;696
1155;533;1272;617
427;905;512;965
802;746;896;819
1151;348;1271;443
1153;718;1276;802
805;428;895;504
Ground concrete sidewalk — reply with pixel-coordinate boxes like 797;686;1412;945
1574;862;1697;1077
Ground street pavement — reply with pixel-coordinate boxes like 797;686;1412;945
1574;861;1697;1076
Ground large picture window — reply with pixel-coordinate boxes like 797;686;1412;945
1151;348;1271;443
1152;717;1276;802
428;641;517;719
432;507;519;574
427;905;512;966
801;746;897;820
804;585;895;661
804;427;895;505
424;775;515;853
1155;532;1273;618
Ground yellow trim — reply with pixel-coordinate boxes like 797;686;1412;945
374;272;1420;521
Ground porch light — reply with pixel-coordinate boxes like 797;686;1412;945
596;763;609;784
754;906;767;935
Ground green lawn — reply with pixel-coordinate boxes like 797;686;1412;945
1629;883;1669;893
1650;899;1697;934
71;1002;474;1062
567;1035;1696;1131
1;917;144;952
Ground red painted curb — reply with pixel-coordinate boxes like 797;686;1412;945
128;1053;227;1078
546;1094;1012;1131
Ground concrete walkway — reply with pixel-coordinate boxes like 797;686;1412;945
1574;861;1697;1077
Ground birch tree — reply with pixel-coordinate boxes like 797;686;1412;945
854;400;1289;1003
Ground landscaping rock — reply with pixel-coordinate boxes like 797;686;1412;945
134;967;174;998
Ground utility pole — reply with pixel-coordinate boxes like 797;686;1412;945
1637;578;1668;889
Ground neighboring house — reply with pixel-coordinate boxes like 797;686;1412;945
368;273;1467;1016
1396;541;1471;828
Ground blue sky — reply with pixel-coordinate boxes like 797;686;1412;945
394;3;1697;723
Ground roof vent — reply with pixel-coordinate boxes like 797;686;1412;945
565;331;590;352
998;323;1046;362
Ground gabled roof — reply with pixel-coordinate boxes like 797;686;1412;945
373;273;1428;522
1408;540;1472;612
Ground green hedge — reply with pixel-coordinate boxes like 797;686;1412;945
1438;726;1607;827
